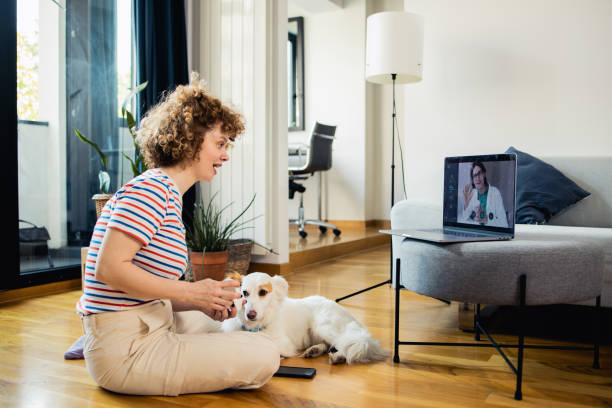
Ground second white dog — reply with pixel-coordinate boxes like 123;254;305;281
221;272;389;364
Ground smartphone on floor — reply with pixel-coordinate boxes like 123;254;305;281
273;366;316;379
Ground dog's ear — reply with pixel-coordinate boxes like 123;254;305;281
227;272;243;283
271;275;288;299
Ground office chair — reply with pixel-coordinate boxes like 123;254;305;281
289;122;341;239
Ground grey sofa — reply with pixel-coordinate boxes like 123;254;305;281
390;155;612;307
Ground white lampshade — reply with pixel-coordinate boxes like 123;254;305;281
365;11;424;84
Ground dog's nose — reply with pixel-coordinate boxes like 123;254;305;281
247;310;257;320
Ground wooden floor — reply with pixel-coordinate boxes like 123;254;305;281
1;245;611;407
288;225;388;270
289;225;385;253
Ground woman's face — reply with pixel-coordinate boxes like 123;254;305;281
195;123;230;182
472;166;486;192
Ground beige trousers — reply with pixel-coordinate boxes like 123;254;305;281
81;300;280;396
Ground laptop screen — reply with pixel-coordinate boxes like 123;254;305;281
442;154;516;234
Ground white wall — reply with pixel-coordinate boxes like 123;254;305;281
403;0;612;204
288;0;367;221
288;0;405;222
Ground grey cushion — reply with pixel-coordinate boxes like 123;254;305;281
395;236;604;306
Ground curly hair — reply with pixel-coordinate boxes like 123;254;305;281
136;72;245;169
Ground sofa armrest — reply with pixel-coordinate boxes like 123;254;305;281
390;200;442;287
390;199;442;230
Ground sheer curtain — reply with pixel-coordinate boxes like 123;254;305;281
196;0;288;261
66;0;118;245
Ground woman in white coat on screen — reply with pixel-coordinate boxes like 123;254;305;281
461;161;509;228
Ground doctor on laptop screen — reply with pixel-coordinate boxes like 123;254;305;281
442;157;516;230
460;161;508;227
381;153;516;244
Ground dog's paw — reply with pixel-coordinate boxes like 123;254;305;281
328;351;346;365
301;343;327;358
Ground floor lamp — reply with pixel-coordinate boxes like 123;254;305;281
336;11;423;303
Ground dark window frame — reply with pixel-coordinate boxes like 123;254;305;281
3;0;80;291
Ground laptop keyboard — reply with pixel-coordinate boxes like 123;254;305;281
420;228;486;238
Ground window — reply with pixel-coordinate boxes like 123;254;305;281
17;0;40;121
7;0;135;289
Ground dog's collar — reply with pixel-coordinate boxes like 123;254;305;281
242;324;264;332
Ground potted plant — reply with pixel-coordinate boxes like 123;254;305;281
74;82;148;218
74;128;112;218
121;81;148;178
186;193;259;281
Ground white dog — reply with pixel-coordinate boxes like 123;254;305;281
221;272;389;364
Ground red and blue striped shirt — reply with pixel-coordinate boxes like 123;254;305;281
76;169;187;315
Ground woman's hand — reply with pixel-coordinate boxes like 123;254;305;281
463;183;474;209
205;302;238;322
474;205;487;224
184;278;241;320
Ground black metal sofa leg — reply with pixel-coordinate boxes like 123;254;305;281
394;258;401;363
474;304;481;341
593;295;601;369
514;274;526;401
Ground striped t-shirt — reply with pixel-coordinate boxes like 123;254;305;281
76;168;188;315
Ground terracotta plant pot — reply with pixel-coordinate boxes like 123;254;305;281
189;250;228;281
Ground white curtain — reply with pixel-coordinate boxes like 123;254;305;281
194;0;287;260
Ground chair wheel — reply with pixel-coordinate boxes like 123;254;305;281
333;229;341;237
299;230;308;238
319;226;327;233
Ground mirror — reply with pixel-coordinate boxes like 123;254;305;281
288;17;304;131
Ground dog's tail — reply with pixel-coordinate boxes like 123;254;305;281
337;322;390;364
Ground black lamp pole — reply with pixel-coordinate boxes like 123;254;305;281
335;73;397;303
391;73;397;207
389;73;397;285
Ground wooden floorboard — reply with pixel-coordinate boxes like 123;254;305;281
250;225;389;275
1;245;611;407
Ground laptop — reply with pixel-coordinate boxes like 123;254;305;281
380;153;517;243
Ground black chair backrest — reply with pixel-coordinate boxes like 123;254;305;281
307;122;336;173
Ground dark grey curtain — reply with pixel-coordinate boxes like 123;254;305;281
66;0;118;245
133;0;193;226
134;0;188;117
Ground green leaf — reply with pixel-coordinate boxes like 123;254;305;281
120;82;148;178
131;162;139;177
75;127;107;170
253;241;278;255
185;192;261;253
122;153;134;164
126;110;136;135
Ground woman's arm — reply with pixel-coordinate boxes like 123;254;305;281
460;193;476;223
96;228;240;316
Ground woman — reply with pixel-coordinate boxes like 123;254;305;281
77;73;280;395
461;161;508;227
